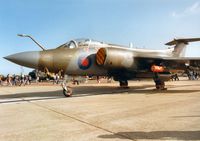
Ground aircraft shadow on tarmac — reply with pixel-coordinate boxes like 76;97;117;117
98;131;200;140
73;85;200;96
0;84;199;104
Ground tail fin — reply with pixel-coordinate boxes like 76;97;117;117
165;38;200;57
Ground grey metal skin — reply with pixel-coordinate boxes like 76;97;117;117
4;48;107;76
4;51;40;69
4;38;200;82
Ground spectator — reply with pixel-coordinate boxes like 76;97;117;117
28;75;32;84
0;75;2;86
7;74;12;86
97;76;100;83
36;76;39;84
24;75;29;85
19;74;25;86
53;74;56;84
55;74;59;84
12;74;17;86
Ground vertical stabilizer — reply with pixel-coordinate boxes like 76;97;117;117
165;38;200;57
172;42;187;57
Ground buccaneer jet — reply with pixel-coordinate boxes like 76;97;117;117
4;34;200;96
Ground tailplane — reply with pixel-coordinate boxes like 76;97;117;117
166;38;200;57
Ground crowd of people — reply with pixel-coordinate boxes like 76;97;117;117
0;72;67;87
186;70;199;80
0;74;33;86
0;71;199;87
170;70;199;81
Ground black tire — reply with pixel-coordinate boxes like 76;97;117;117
119;80;128;88
63;88;72;97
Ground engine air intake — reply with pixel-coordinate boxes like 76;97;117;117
96;48;106;65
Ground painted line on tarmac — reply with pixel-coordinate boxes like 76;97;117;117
0;97;64;104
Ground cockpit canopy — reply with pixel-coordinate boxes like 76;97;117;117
57;38;106;49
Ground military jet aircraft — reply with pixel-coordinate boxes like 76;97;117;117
4;34;200;96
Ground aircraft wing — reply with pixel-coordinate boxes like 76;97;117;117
137;56;200;62
138;56;200;61
134;56;200;71
162;57;200;66
140;56;200;61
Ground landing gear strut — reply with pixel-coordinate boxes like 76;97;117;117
153;73;167;90
119;80;129;88
62;82;73;97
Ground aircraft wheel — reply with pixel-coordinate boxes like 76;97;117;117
155;80;167;90
119;80;129;88
61;82;72;97
63;87;72;97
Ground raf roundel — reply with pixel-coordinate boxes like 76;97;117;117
78;56;92;70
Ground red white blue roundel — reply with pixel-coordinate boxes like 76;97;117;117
78;56;92;70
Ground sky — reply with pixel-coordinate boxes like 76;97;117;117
0;0;200;75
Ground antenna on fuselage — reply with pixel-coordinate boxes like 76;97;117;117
17;34;46;51
129;42;133;48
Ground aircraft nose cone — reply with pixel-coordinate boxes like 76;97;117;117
4;51;40;69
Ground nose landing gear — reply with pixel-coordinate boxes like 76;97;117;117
62;82;73;97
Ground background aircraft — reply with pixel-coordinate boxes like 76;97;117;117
4;34;200;96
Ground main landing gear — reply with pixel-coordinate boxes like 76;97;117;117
153;73;167;90
62;82;73;97
119;80;129;88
